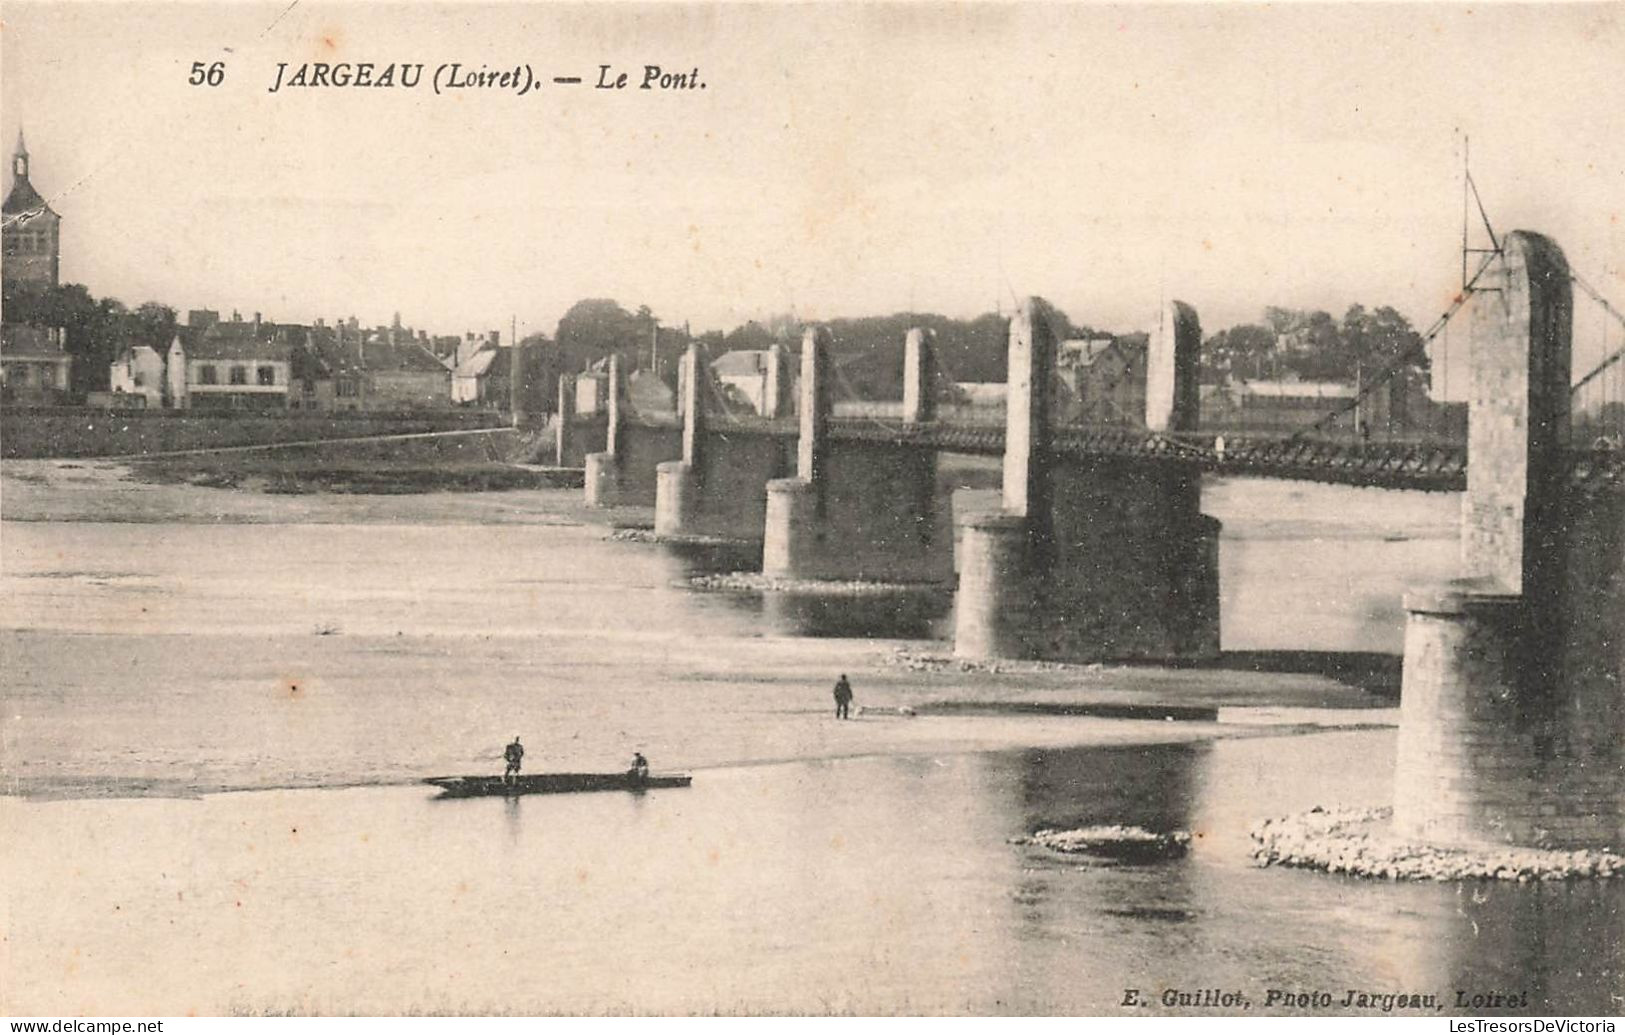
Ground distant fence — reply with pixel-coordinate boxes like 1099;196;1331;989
0;407;509;459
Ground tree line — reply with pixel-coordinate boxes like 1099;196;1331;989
6;279;1429;405
549;298;1101;401
4;280;177;395
552;297;1430;402
1202;305;1428;386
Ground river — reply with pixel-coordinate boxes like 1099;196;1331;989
1;463;1618;1015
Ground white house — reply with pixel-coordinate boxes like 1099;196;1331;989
109;345;165;408
709;349;773;415
166;319;291;411
451;347;499;405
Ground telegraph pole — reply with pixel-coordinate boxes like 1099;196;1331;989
510;313;527;426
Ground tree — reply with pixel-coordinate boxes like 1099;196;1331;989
1340;304;1426;378
1276;310;1341;380
1202;323;1274;383
554;299;650;375
518;332;560;415
1205;305;1427;388
720;319;784;354
129;302;178;350
23;284;123;393
1;283;182;394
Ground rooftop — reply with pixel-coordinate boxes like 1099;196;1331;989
1;176;52;217
314;334;449;376
185;321;287;362
712;349;773;377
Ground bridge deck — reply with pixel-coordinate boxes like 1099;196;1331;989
590;413;1624;493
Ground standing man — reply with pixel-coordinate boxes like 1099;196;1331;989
832;674;854;720
503;736;525;784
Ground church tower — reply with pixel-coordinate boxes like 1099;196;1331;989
3;129;62;289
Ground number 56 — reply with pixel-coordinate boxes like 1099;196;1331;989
188;61;225;86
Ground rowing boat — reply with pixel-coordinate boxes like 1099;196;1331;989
424;773;693;798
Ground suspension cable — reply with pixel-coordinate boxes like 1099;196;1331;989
1570;271;1625;394
1283;245;1502;444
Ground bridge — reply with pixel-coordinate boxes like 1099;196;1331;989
571;414;1624;493
555;231;1624;656
561;351;1625;496
549;228;1622;855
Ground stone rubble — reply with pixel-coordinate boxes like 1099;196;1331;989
1011;825;1192;860
882;645;1092;675
856;704;918;718
1250;806;1624;881
687;573;946;595
607;527;746;547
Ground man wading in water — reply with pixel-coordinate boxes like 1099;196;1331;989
503;736;525;784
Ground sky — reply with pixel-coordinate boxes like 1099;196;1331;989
3;2;1623;376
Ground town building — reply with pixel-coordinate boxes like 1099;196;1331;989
1057;336;1145;425
108;344;166;408
352;338;451;409
1198;377;1429;436
947;381;1006;412
451;347;503;405
1;129;70;402
576;362;609;414
711;349;775;415
0;324;71;404
450;340;556;413
1;130;60;288
289;317;452;411
167;313;292;410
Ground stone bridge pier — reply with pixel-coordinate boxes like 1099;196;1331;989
655;344;795;540
954;298;1220;661
761;327;954;582
553;373;608;468
1395;230;1624;850
582;356;682;507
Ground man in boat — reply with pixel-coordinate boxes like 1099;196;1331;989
503;736;525;784
628;751;649;782
833;674;854;720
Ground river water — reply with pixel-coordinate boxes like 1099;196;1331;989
1;468;1619;1015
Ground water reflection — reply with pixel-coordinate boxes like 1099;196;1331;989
649;537;955;639
1008;742;1203;836
756;588;951;639
503;793;522;846
1434;881;1623;1014
653;537;762;577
